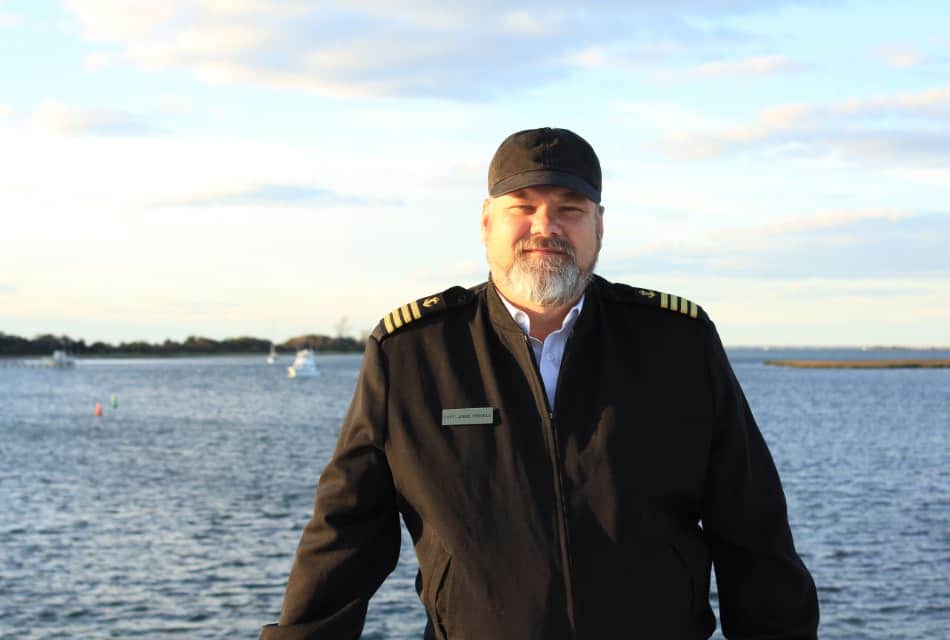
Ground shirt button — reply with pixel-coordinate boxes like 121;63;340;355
547;354;555;361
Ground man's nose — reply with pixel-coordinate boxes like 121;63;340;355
530;204;560;236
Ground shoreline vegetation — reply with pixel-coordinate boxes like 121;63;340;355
0;332;364;358
2;332;946;363
765;359;950;369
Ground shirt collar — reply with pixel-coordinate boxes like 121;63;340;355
496;289;585;338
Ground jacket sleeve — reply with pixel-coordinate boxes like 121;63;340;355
260;337;401;640
701;323;819;639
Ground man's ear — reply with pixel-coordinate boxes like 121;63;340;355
481;198;492;239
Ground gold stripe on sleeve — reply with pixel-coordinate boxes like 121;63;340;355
679;297;689;314
410;300;422;320
400;305;412;324
670;295;679;312
660;293;669;309
390;309;403;329
383;314;394;334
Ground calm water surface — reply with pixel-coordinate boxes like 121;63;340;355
1;349;948;638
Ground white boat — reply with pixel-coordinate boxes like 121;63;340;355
287;349;319;378
266;343;277;365
45;350;75;368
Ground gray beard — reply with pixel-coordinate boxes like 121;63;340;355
491;238;596;308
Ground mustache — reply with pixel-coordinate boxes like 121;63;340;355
516;236;576;258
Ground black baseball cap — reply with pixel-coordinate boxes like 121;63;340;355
488;127;602;203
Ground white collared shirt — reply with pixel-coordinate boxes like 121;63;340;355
497;291;585;412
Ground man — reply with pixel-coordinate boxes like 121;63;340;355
260;128;819;639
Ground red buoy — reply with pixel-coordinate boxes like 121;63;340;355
94;402;103;417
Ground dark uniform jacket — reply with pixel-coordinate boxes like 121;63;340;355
261;275;819;639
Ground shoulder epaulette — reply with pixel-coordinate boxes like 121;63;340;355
605;281;709;322
371;285;475;341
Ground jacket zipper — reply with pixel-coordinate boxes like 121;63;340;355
521;333;577;636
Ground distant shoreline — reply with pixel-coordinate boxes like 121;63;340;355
732;345;949;351
765;359;950;369
0;332;365;358
0;350;362;360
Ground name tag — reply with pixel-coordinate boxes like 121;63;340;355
441;407;495;426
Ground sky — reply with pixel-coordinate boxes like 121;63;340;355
1;0;948;347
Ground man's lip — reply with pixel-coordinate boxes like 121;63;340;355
523;248;565;254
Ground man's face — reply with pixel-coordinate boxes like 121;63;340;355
482;185;603;308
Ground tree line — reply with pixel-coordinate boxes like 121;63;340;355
0;332;365;357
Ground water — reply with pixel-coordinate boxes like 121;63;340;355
1;349;948;638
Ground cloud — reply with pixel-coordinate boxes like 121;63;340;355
61;0;822;98
410;259;486;283
26;100;159;136
761;278;945;299
166;183;405;208
0;283;16;294
563;31;759;73
891;168;950;186
640;54;801;83
82;51;115;71
0;10;20;28
875;44;923;69
658;86;950;164
500;9;569;36
603;210;950;279
687;54;800;78
750;208;913;236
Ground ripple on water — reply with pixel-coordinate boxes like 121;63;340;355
1;352;948;638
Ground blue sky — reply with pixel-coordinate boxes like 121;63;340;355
1;0;948;346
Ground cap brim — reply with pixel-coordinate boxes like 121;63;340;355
490;170;601;203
